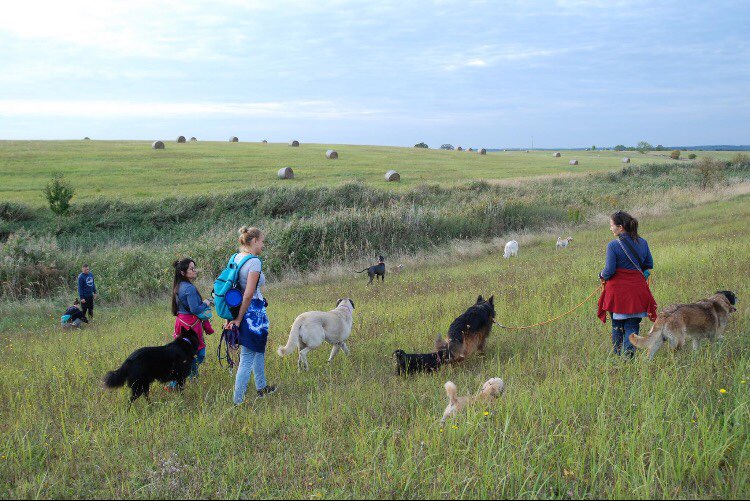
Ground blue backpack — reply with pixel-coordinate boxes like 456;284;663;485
213;253;260;320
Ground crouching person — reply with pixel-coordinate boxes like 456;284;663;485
61;299;88;328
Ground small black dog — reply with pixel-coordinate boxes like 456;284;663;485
394;348;450;375
103;327;199;403
356;255;385;284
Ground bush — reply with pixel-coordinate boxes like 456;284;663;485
696;158;725;190
670;150;681;160
0;229;66;299
688;153;697;160
731;153;750;166
414;142;429;149
440;144;454;150
43;173;75;216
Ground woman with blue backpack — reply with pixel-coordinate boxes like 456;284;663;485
225;226;276;404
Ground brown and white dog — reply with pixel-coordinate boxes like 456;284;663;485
629;291;737;359
441;378;505;424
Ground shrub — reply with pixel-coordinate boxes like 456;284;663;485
688;153;697;160
414;142;429;149
0;229;66;299
43;173;75;216
670;150;681;160
440;144;454;150
696;158;725;190
730;153;750;166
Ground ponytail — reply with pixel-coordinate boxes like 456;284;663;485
611;211;640;242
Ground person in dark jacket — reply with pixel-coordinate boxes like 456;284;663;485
77;264;98;321
61;299;88;328
597;211;657;357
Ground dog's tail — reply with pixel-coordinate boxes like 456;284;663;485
435;333;448;351
629;321;666;359
103;362;129;389
277;316;303;357
354;268;368;273
445;381;459;406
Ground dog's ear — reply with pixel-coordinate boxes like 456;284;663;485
180;326;191;336
488;295;494;306
336;298;344;307
349;299;355;309
477;295;484;303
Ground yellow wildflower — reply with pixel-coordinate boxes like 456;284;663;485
719;388;727;394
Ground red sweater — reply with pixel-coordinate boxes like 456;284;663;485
597;268;657;323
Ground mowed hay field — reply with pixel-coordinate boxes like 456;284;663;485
0;140;738;204
1;196;748;498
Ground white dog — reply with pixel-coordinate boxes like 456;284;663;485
503;240;519;258
556;236;573;249
277;298;355;371
441;378;505;424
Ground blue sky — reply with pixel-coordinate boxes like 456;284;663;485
0;0;748;147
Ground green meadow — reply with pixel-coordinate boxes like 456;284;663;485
0;140;737;204
0;193;748;498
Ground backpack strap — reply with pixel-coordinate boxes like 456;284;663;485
617;236;646;276
232;253;261;286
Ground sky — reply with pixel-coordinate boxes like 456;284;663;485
0;0;748;148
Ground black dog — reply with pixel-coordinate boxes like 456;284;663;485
393;348;450;375
356;255;385;284
436;295;496;362
103;327;199;403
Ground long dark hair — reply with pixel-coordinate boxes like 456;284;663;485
611;211;640;242
172;258;196;316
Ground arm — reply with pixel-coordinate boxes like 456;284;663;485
78;274;85;298
185;284;209;315
642;241;654;271
230;272;259;329
600;242;617;280
92;276;97;295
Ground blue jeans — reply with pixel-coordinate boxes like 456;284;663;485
612;317;641;357
167;347;205;388
233;346;267;404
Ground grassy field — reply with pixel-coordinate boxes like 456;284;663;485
1;195;747;498
1;140;742;204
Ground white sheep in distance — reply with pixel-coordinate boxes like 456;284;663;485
556;236;573;250
503;240;519;259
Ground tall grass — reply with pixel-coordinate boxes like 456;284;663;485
0;196;747;498
2;162;749;302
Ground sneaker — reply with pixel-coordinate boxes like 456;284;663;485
257;385;277;398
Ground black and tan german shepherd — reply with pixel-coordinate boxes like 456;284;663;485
435;295;495;362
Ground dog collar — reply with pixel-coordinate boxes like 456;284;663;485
179;337;194;347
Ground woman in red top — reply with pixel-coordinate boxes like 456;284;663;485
597;211;657;357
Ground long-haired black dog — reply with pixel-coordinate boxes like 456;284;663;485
435;295;496;362
103;327;199;403
394;348;450;375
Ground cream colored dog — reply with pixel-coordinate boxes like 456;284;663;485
441;378;505;424
277;298;355;371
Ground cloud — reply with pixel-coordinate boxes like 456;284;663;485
0;99;387;120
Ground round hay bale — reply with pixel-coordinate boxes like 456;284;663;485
190;137;197;142
289;140;300;147
479;148;487;155
554;152;561;157
177;136;186;143
457;146;463;151
262;140;268;144
468;148;475;152
385;170;400;182
277;167;294;180
152;141;165;150
622;157;631;163
326;149;338;159
569;159;579;165
230;137;239;142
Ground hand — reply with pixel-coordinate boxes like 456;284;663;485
80;298;86;304
203;299;212;306
94;294;98;299
228;319;241;330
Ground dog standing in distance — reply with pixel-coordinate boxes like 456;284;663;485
503;241;518;258
441;378;505;424
356;256;385;284
556;236;573;249
435;295;496;362
277;298;355;370
629;291;737;359
103;327;199;403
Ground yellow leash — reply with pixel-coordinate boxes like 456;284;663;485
493;272;654;331
493;284;604;330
